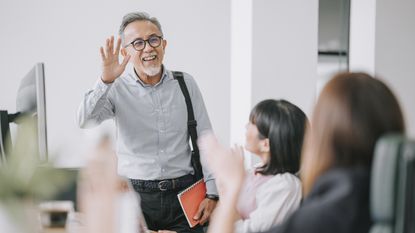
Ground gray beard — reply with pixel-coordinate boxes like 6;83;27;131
143;65;162;77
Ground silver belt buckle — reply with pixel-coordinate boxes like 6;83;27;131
158;180;169;191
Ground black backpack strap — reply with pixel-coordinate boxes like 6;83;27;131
172;71;203;179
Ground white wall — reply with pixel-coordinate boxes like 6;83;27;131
375;0;415;137
247;0;319;165
0;0;231;166
252;0;318;115
230;0;252;150
349;0;376;74
349;0;415;137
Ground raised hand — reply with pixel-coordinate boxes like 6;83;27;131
78;137;118;233
198;133;245;198
100;36;131;83
198;133;245;233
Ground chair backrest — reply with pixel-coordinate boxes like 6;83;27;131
370;135;415;233
399;140;415;233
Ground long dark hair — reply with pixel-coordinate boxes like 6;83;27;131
301;72;405;195
250;99;308;175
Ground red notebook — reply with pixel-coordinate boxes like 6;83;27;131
177;179;206;228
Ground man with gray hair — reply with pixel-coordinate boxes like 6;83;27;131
78;12;218;232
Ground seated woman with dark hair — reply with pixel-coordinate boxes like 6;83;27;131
202;72;405;233
205;99;308;233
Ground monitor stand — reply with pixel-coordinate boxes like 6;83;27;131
0;110;21;162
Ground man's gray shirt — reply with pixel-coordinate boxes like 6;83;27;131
78;67;217;195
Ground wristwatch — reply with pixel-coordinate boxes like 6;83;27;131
205;194;219;201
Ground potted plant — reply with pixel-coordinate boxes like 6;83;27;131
0;120;74;233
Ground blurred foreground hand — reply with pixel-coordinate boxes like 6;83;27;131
198;133;245;199
78;137;118;233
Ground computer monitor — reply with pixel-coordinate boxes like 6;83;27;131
0;62;48;162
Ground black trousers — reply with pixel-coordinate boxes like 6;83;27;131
131;176;204;233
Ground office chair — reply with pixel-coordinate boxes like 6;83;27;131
370;134;415;233
399;139;415;233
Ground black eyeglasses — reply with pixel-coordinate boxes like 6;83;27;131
125;35;163;51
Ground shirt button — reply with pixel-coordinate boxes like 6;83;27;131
160;150;164;153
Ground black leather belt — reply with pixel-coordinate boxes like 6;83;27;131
130;174;195;192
